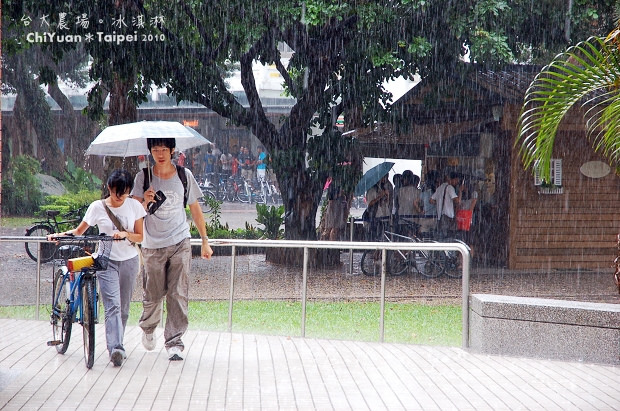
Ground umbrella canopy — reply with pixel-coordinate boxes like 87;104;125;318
86;121;211;157
354;162;394;196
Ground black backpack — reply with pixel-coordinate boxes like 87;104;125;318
142;165;189;208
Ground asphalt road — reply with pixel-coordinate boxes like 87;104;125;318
216;200;365;229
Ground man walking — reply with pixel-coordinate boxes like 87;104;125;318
131;138;213;361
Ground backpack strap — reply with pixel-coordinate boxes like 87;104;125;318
176;165;189;208
142;167;150;194
142;166;189;208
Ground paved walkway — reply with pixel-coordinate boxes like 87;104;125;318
0;319;618;410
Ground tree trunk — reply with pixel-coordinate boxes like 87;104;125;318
108;76;137;126
102;76;139;182
264;167;341;267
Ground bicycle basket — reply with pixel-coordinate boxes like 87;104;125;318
92;237;113;270
57;236;113;271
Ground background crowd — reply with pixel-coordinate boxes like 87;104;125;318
357;168;479;251
175;143;272;186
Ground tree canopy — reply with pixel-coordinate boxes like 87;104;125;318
3;0;617;240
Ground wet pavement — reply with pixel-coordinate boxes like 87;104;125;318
2;318;619;410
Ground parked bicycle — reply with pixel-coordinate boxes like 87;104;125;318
360;217;466;278
253;177;280;205
360;221;445;278
24;206;96;263
396;217;468;279
430;231;468;279
47;234;114;369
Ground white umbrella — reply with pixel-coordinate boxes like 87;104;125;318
86;120;211;157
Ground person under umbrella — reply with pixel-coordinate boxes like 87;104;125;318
131;138;213;361
365;174;393;241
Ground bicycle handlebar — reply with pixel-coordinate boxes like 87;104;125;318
50;234;116;242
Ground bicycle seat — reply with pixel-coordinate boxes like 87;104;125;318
46;210;61;218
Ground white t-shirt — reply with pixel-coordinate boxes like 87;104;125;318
82;199;146;261
131;167;202;249
431;183;458;219
220;153;231;171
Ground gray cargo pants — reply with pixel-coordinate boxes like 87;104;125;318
139;238;191;350
97;256;139;354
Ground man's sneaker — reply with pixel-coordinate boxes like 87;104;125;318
142;331;156;351
110;348;125;366
167;346;183;361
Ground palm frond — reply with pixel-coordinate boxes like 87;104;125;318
516;36;620;180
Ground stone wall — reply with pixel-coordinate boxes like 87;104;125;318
469;294;620;365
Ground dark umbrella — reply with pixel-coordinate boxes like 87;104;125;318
354;162;394;196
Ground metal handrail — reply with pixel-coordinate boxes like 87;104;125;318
0;235;471;348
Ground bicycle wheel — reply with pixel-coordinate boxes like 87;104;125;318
387;250;409;276
360;250;384;276
51;269;72;354
25;224;56;263
416;250;445;279
443;250;462;278
223;183;236;202
237;186;250;203
81;276;96;369
256;186;267;204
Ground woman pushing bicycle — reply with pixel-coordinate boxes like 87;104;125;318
48;169;146;367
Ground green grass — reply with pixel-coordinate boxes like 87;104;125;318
0;300;462;346
1;216;33;228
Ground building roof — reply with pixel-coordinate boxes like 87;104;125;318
354;64;542;146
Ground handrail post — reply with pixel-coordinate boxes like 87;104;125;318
227;245;236;332
301;247;309;337
349;216;354;275
380;248;386;343
36;241;42;320
462;247;471;349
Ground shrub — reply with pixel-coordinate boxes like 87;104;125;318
1;155;43;216
63;158;102;193
39;190;102;216
255;204;284;239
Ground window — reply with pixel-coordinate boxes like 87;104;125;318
534;158;562;187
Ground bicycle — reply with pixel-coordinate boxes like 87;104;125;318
422;226;468;279
255;177;279;205
24;206;93;263
47;235;114;369
203;172;231;201
360;219;445;278
236;176;261;204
